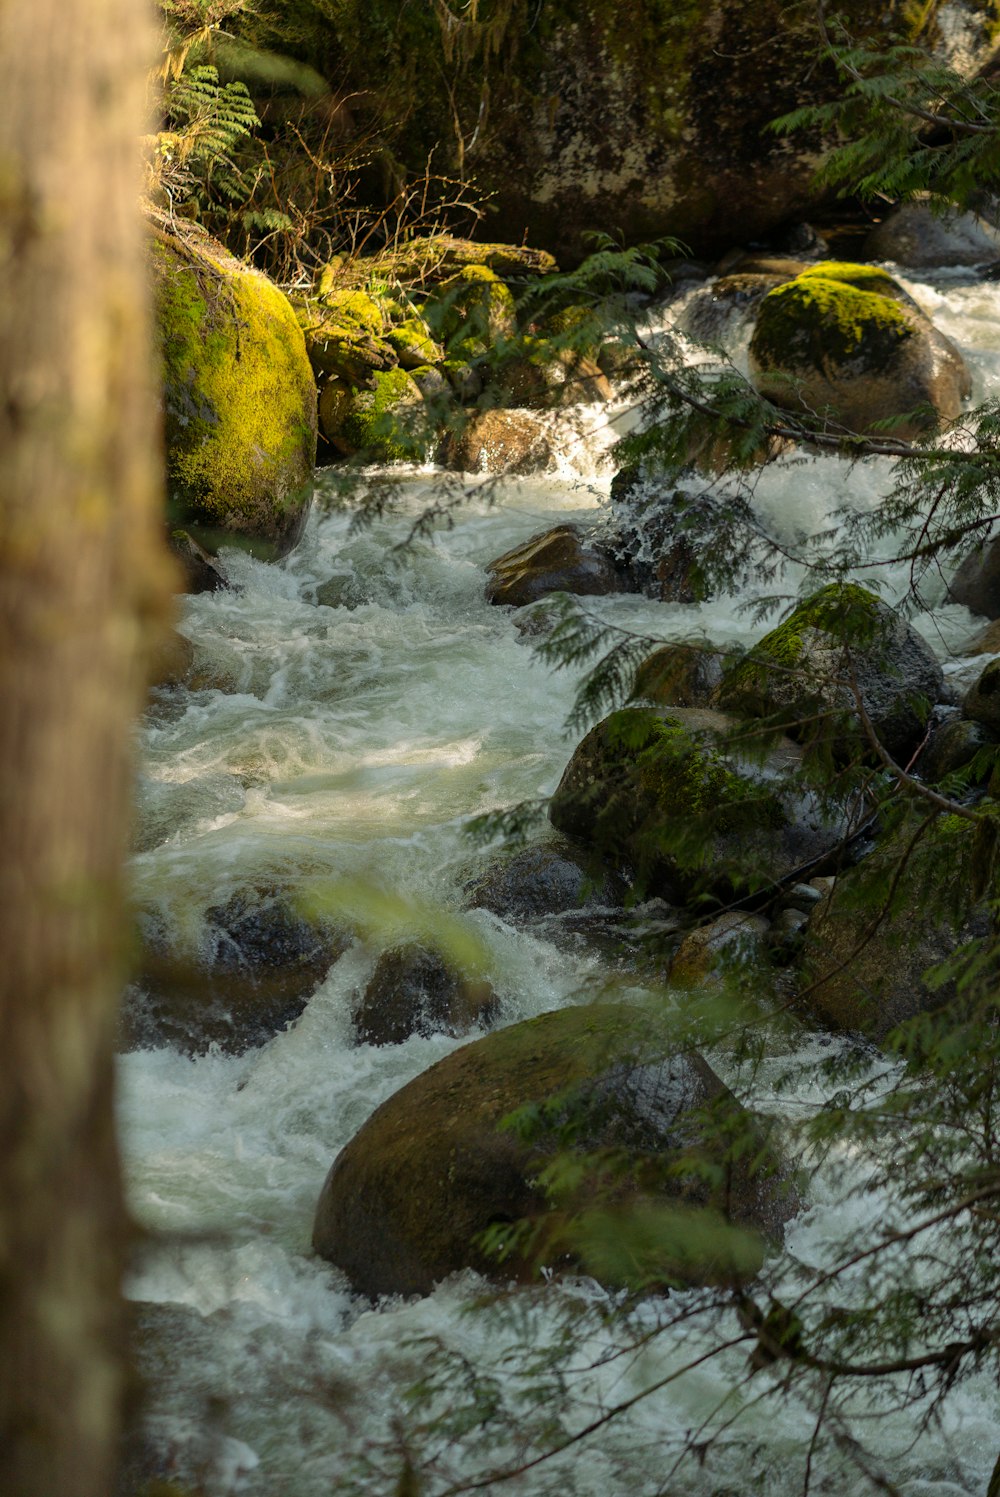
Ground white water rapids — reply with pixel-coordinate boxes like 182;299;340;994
120;267;1000;1495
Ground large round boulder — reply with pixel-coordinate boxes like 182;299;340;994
863;201;1000;268
713;583;943;763
748;263;971;438
313;1003;797;1298
150;223;317;559
548;705;855;903
440;409;556;474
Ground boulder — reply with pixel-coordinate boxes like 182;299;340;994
319;367;427;460
600;479;732;603
748;262;971;437
150;222;316;560
427;265;517;354
124;886;349;1054
963;658;1000;732
548;705;856;904
147;629;194;691
327;234;557;290
440;409;556;474
669;912;771;990
167;529;227;594
948;533;1000;618
628;643;724;709
312;1003;797;1298
915;714;997;784
864;202;1000;267
494;342;612;408
465;842;625;922
713;583;943;764
800;814;989;1039
354;943;496;1046
485;525;622;606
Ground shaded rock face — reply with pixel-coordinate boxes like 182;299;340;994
354;944;496;1047
915;714;997;784
150;223;316;560
713;584;944;764
864;202;1000;267
465;842;626;922
313;1004;797;1299
669;912;770;991
801;816;990;1039
629;643;724;709
485;525;623;606
124;888;349;1055
168;528;228;595
548;706;856;904
748;263;971;438
964;658;1000;732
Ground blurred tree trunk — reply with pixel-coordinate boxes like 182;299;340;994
0;2;174;1494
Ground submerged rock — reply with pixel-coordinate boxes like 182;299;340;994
465;841;626;922
313;1003;797;1298
150;221;316;560
748;262;971;437
354;943;496;1047
124;887;349;1055
441;409;556;474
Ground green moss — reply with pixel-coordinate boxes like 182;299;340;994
152;231;316;557
385;317;444;366
751;272;912;372
796;262;897;292
315;285;384;332
432;264;517;350
338;367;426;461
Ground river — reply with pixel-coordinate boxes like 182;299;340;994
119;266;1000;1496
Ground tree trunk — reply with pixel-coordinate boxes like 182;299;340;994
0;3;174;1494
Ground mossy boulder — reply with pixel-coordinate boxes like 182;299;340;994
485;525;622;606
963;658;1000;732
124;886;349;1055
748;262;971;437
548;705;853;904
628;643;724;709
329;233;557;289
713;583;943;763
465;841;626;922
150;225;316;559
320;367;427;460
800;814;990;1039
669;911;770;991
354;943;496;1047
294;299;398;383
428;264;517;352
312;1003;797;1298
385;316;444;369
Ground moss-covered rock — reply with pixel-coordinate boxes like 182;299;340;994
669;911;771;991
464;841;626;922
485;525;623;606
800;814;991;1039
428;264;517;352
329;233;557;289
628;643;724;708
748;262;971;437
150;225;316;559
320;367;427;461
714;583;943;763
385;316;445;368
548;705;852;904
293;297;399;383
312;1003;797;1297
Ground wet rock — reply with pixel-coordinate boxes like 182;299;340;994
124;887;349;1055
465;842;625;922
548;705;857;905
668;912;770;990
168;528;228;594
147;629;194;690
354;943;496;1047
494;345;612;408
319;368;427;461
485;525;622;606
748;262;971;438
440;409;556;474
713;583;943;764
864;202;1000;268
313;1003;797;1298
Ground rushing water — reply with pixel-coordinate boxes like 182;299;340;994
120;267;1000;1496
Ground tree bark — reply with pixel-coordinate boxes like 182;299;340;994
0;3;174;1494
